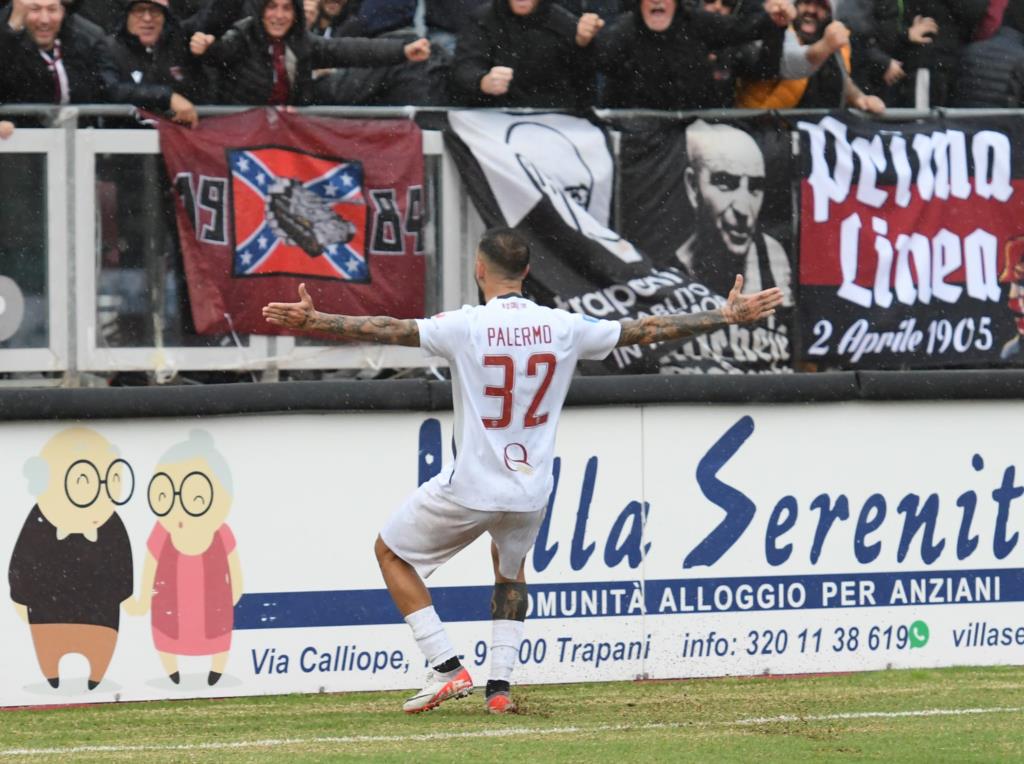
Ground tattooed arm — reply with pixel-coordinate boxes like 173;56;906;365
617;275;784;347
262;283;420;346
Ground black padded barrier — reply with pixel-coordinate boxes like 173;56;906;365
856;369;1024;400
0;370;1021;421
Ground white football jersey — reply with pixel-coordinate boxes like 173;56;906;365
417;295;621;512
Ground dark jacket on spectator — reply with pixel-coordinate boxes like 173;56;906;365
874;0;988;105
76;0;125;33
1010;55;1024;106
836;0;897;95
1007;0;1024;33
427;0;489;33
106;1;210;109
204;0;407;105
704;33;785;109
952;25;1024;106
594;3;781;109
0;11;118;103
312;0;417;37
451;0;593;108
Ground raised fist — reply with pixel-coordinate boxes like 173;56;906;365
908;15;937;45
404;37;431;62
190;32;215;56
481;66;513;96
823;21;850;52
575;12;604;46
763;0;795;27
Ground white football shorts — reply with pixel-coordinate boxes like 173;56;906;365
380;478;546;580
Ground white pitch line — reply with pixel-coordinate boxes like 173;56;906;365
1;706;1020;758
733;706;1023;725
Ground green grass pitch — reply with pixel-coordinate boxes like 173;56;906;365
1;665;1022;762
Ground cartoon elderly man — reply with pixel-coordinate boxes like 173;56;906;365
676;120;793;306
8;427;135;690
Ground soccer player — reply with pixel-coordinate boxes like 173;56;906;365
262;227;782;714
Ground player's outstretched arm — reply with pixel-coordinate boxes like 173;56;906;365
616;275;783;347
262;283;420;346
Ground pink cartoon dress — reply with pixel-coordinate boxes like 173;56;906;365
147;523;237;656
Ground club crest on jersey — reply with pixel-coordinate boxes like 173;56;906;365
229;146;368;281
503;443;534;474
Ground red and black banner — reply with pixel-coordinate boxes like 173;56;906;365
797;115;1024;368
157;109;425;335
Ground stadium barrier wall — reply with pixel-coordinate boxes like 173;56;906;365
2;371;1023;706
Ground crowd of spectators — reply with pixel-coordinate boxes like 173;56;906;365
2;0;1024;133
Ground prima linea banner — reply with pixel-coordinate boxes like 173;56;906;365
796;114;1024;368
445;111;792;374
156;109;426;335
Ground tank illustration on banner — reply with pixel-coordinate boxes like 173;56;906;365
265;177;359;258
8;427;135;691
124;430;244;688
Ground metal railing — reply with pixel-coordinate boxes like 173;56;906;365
0;105;489;385
4;104;1024;386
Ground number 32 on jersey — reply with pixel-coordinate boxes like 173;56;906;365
481;353;556;429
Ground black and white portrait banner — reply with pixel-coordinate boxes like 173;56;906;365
445;111;792;374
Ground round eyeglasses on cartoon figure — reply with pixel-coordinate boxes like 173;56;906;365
147;471;215;517
64;458;136;508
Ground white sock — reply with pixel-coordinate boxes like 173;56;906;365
490;619;524;683
405;606;457;669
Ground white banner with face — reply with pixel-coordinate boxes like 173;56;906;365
449;111;642;264
1;402;1023;706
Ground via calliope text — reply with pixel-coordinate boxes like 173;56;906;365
249;616;1024;679
251;644;411;675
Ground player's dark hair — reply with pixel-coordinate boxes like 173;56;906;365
478;228;530;279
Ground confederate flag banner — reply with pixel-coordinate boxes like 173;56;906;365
797;114;1024;368
157;109;425;335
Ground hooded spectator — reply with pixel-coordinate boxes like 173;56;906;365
190;0;430;105
104;0;202;123
451;0;603;108
104;0;245;118
593;0;793;110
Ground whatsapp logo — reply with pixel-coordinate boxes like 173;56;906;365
909;620;930;648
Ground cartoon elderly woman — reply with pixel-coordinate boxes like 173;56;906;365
125;430;243;686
